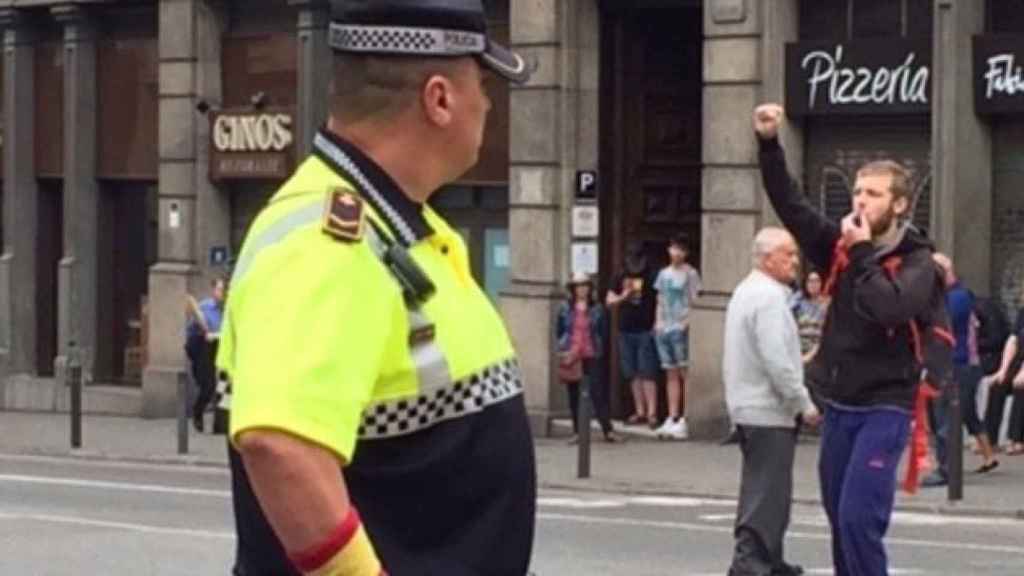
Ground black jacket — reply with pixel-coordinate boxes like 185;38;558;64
759;137;943;411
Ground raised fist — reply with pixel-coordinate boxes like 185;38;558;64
753;103;785;140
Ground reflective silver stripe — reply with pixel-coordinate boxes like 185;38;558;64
358;359;523;440
364;225;452;392
313;132;417;246
230;201;323;286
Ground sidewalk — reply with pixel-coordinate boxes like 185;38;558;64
1;411;1021;518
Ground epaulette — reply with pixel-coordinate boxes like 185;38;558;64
321;188;365;243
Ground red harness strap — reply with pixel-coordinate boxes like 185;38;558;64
881;255;947;494
822;239;850;297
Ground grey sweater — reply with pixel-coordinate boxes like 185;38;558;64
723;269;814;428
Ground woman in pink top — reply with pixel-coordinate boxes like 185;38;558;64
556;273;619;443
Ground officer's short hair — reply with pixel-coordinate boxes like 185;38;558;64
330;53;462;124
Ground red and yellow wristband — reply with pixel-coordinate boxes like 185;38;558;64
288;507;386;576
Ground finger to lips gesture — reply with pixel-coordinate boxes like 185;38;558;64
753;104;785;139
841;211;871;246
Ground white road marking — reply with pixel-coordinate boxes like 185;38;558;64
0;474;230;498
538;513;1024;555
538;495;735;509
0;511;234;540
0;452;229;475
701;510;1023;529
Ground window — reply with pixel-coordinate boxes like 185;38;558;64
800;0;934;39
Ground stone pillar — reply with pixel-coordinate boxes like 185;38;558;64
292;0;330;157
933;0;991;293
506;0;598;434
0;10;37;382
690;0;801;439
52;5;99;382
145;0;223;417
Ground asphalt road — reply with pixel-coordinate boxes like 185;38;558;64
1;453;1022;575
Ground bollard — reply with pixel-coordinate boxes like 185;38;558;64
68;341;83;449
177;371;190;455
576;375;592;479
947;384;963;502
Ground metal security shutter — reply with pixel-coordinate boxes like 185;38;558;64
805;118;932;234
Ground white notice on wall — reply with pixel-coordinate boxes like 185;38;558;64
494;245;510;268
169;205;181;229
571;242;599;276
572;205;600;238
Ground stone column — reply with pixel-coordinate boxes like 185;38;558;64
52;5;99;382
145;0;224;417
291;0;330;157
933;0;991;293
505;0;597;434
0;9;37;383
689;0;801;439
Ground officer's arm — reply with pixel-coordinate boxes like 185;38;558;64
238;429;383;575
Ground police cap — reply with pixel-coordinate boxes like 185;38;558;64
329;0;531;84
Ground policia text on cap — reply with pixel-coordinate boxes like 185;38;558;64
217;2;536;575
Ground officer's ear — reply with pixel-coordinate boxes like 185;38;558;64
422;74;456;128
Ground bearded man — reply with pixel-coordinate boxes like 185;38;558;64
753;104;944;576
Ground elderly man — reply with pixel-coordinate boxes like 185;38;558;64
724;227;820;576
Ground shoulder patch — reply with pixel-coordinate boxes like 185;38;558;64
322;188;365;243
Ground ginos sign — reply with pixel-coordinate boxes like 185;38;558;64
213;113;293;153
210;108;295;180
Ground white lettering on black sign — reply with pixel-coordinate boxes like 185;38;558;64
213;114;294;153
983;53;1024;99
801;45;929;110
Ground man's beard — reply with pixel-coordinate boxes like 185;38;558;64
870;207;897;237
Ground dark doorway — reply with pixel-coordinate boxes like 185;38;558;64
97;182;157;384
600;5;703;417
36;180;64;377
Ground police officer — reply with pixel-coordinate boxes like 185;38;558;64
217;1;535;575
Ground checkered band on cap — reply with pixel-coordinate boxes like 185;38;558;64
358;358;523;440
329;23;486;56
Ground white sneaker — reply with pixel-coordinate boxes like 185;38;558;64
655;419;674;437
660;417;689;440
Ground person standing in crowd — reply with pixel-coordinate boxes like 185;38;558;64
980;292;1015;452
793;271;828;365
217;1;537;574
185;277;226;433
922;254;999;488
754;103;945;576
724;227;820;576
557;273;619;444
606;242;660;428
654;235;701;440
989;300;1024;456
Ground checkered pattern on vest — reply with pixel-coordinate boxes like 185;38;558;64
358;358;523;439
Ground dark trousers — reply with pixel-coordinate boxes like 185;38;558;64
929;364;985;477
729;425;797;576
819;406;910;576
187;335;217;422
228;437;299;576
986;384;1024;444
566;359;612;435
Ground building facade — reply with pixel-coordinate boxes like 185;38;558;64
0;0;511;415
1;0;1022;431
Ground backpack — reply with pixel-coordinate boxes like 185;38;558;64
880;255;954;494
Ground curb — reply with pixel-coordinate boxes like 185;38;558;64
5;447;1023;521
